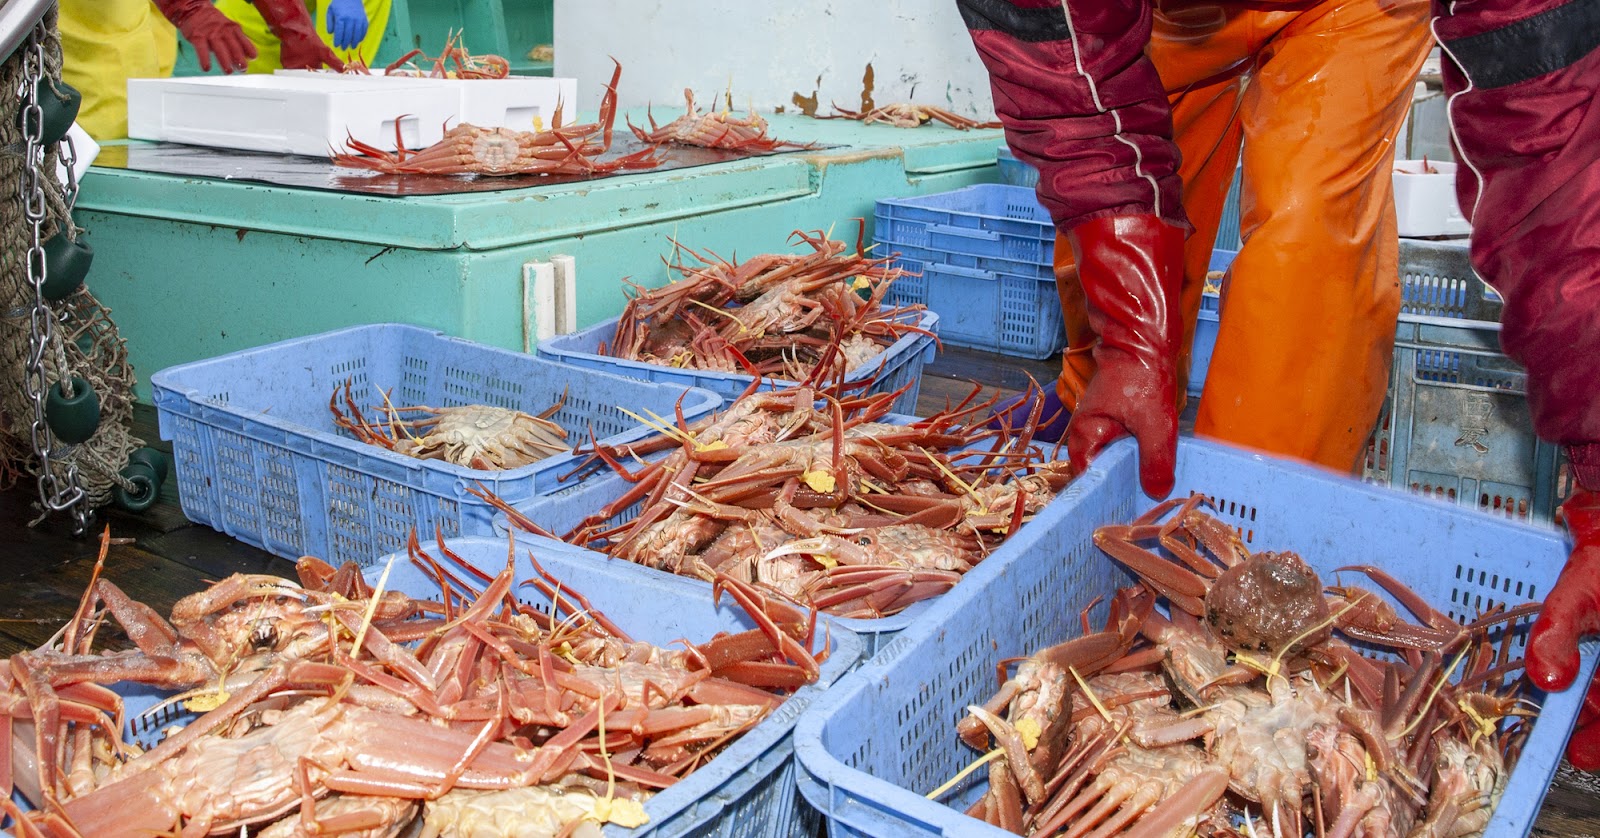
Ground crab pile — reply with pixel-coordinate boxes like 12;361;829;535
329;379;573;470
1;529;825;836
951;496;1537;837
819;103;1002;130
333;60;659;177
602;227;934;386
629;89;812;152
340;31;510;79
493;382;1073;620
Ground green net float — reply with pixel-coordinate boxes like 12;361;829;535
20;79;81;147
127;446;170;484
44;376;99;444
72;332;95;357
41;232;92;302
113;461;160;513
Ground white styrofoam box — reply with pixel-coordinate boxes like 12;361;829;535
274;71;578;132
1394;159;1470;237
57;123;97;184
126;75;461;157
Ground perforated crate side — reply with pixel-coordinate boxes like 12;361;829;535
997;272;1064;357
874;185;1054;260
150;324;722;565
877;238;1053;282
896;261;1064;360
165;412;219;532
1383;335;1562;524
883;258;928;312
1398;238;1499;319
536;312;938;418
794;438;1597;838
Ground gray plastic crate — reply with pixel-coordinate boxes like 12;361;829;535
1363;239;1568;523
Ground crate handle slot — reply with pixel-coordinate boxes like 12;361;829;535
925;223;1001;242
924;263;997;282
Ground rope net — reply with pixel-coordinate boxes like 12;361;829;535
0;8;143;512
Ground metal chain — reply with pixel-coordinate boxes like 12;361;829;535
58;127;77;209
18;21;88;533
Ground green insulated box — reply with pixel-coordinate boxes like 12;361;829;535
77;113;1004;400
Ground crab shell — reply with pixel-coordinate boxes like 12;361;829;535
1203;550;1333;656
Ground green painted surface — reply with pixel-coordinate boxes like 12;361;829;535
78;115;1005;401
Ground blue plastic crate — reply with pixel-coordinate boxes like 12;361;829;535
1362;240;1565;524
870;184;1060;358
149;324;721;568
536;310;939;417
1399;238;1494;318
4;536;861;838
995;144;1037;188
875;184;1054;267
990;148;1245;254
376;536;862;838
883;253;1065;360
494;413;1074;659
879;240;1051;283
1188;249;1236;397
794;437;1596;838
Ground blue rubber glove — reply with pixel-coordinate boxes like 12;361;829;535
325;0;369;51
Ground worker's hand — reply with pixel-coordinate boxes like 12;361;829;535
1527;488;1600;769
1564;674;1600;770
253;0;347;71
1528;489;1600;691
326;0;370;52
152;0;257;74
1061;214;1185;498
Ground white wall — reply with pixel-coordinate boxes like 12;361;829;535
553;0;997;118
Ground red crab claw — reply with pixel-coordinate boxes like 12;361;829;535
1091;523;1209;617
710;574;820;682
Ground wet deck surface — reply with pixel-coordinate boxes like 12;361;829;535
1;346;1596;836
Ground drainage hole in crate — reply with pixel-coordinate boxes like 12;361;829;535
331;357;368;380
1411;481;1459;502
847;740;871;770
1004;201;1038;220
1478;492;1531;520
1200;493;1258;544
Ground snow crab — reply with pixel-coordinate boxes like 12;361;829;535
329;379;572;470
490;378;1077;619
628;89;812;152
949;500;1541;837
1;529;827;836
820;102;1002;130
333;60;659;177
602;225;934;387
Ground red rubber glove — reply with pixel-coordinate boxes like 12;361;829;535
153;0;257;74
253;0;346;71
1063;214;1185;498
1528;481;1600;768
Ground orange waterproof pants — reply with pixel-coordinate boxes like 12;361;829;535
1052;0;1432;473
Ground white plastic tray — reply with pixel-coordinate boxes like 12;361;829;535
274;70;577;132
126;74;460;157
1394;159;1471;236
